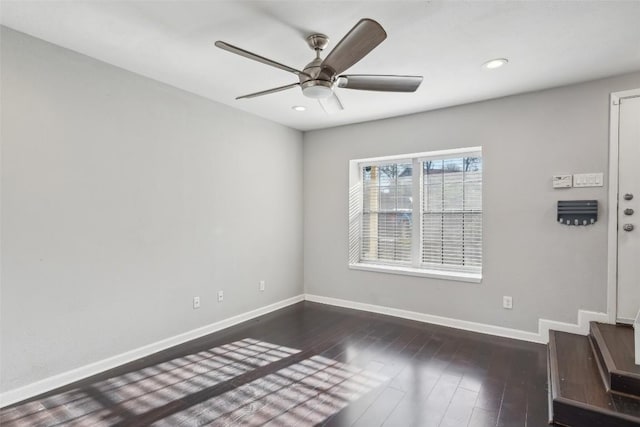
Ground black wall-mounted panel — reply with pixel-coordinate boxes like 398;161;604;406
558;200;598;226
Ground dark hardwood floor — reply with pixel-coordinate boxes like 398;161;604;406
1;301;549;426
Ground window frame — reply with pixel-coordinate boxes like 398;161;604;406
348;147;483;283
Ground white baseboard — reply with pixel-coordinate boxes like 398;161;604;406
304;294;544;343
538;309;609;343
304;294;609;346
0;294;304;408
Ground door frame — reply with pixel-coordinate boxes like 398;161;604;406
607;88;640;324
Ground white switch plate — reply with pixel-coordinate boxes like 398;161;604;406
553;175;572;188
573;173;603;187
259;280;265;291
193;296;200;309
217;290;224;302
503;296;513;310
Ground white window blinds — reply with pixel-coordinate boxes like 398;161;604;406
361;162;413;265
350;148;482;279
422;156;482;273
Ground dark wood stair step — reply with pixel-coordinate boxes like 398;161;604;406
549;330;640;426
590;321;640;397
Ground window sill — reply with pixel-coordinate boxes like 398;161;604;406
348;263;482;283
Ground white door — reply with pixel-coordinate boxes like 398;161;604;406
616;94;640;323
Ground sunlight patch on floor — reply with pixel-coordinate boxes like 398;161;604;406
0;338;386;426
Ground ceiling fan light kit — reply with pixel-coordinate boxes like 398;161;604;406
301;80;334;99
215;18;423;113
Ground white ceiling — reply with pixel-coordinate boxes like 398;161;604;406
2;1;640;131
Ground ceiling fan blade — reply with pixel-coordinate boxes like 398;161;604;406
321;19;387;76
215;41;308;77
337;75;423;92
318;92;344;114
236;82;300;99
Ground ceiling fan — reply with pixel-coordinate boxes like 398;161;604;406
215;18;423;113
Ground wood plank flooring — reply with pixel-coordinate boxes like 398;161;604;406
1;301;549;426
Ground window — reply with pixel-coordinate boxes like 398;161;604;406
349;147;482;282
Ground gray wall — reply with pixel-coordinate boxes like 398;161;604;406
0;27;303;392
304;71;640;333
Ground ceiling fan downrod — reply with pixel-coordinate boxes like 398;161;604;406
300;33;333;99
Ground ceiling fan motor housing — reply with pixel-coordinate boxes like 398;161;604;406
300;56;334;99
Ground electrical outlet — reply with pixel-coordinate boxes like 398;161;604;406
193;296;200;309
503;296;513;310
217;290;224;302
259;280;265;291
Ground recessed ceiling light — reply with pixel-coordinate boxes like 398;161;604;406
291;105;306;112
482;58;508;69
